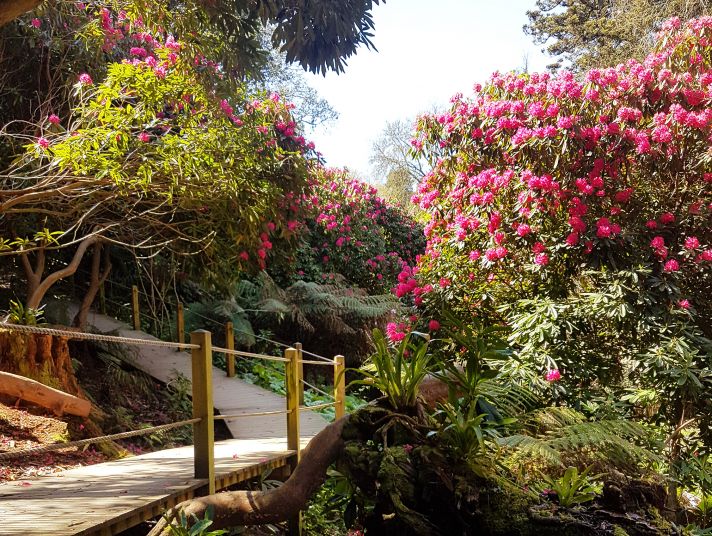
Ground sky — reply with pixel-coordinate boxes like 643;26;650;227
304;0;550;181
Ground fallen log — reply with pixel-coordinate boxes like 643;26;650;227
0;370;91;417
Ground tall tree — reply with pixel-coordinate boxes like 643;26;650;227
251;34;338;131
378;168;415;209
525;0;712;70
369;118;427;212
0;0;383;163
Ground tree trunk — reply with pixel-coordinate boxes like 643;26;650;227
26;235;101;309
0;327;84;398
73;243;111;329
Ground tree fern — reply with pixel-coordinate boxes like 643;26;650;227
499;406;658;470
183;298;255;346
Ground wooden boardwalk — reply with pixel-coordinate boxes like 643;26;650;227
0;438;297;535
0;306;330;534
70;306;328;441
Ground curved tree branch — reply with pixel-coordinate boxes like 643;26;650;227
26;234;101;308
148;416;349;535
148;377;451;535
0;0;43;28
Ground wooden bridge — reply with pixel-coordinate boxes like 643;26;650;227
0;308;345;535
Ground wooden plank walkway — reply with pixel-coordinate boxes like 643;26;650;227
67;305;329;440
0;306;330;534
0;437;297;535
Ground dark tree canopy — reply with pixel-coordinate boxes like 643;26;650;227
525;0;712;70
0;0;385;75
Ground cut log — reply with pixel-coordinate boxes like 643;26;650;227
0;371;91;417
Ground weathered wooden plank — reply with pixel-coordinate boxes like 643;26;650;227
0;438;296;535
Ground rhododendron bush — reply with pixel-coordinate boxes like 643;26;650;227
408;18;712;444
285;167;425;293
1;19;317;309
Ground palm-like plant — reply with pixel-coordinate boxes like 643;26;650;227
353;328;432;411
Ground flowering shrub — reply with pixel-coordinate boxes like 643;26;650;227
407;18;712;445
2;13;318;307
286;168;425;293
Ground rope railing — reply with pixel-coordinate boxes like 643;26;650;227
298;358;336;366
212;345;290;363
301;379;334;399
0;304;347;503
0;322;199;350
214;409;292;420
299;349;333;363
0;418;201;462
299;402;335;412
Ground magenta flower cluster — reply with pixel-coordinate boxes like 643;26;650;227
401;18;711;319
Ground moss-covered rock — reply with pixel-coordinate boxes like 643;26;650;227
336;403;682;536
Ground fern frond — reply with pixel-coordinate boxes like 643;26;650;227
479;381;541;417
500;407;658;470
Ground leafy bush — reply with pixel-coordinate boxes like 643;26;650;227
406;18;712;454
285;167;425;294
353;329;432;411
541;466;601;508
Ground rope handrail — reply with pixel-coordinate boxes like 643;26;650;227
0;322;200;349
212;345;289;363
301;379;334;399
0;418;201;462
213;409;291;420
84;270;335;362
299;349;333;363
299;402;335;411
298;358;336;366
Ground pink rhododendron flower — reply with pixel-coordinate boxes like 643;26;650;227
534;253;549;266
31;18;41;28
684;236;700;250
650;236;665;249
659;212;675;224
428;319;440;331
678;299;691;309
138;131;150;142
516;223;531;237
545;369;561;382
78;73;93;85
47;114;60;125
37;137;50;149
664;259;680;272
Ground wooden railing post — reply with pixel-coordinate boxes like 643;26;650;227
295;342;304;406
191;330;215;495
176;302;184;346
131;285;140;331
285;346;302;535
225;321;235;377
334;355;346;420
285;347;301;456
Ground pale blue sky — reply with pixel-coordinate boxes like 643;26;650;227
305;0;549;180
